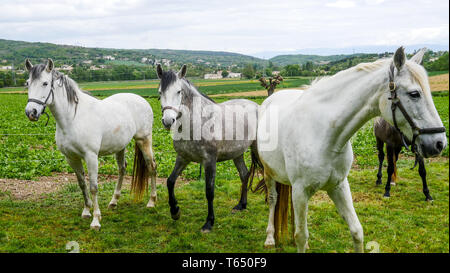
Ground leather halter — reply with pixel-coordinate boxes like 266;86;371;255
388;63;446;154
27;73;62;126
162;105;182;119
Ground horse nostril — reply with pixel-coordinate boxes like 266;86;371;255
31;109;37;117
436;141;444;152
171;118;175;124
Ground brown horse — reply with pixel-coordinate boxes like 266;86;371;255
374;117;432;201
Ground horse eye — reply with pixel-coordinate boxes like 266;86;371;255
177;90;182;94
408;91;421;99
43;82;48;86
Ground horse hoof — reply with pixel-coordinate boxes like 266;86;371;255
147;196;157;208
264;239;275;248
232;204;246;213
90;224;101;231
425;197;433;202
383;194;390;198
201;228;211;234
390;182;396;186
375;180;382;186
171;209;181;220
81;209;91;218
108;203;117;209
90;220;101;231
201;222;213;233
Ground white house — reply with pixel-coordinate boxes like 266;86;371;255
204;72;223;79
227;72;241;78
58;65;73;72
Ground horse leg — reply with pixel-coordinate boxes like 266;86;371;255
66;156;92;218
376;137;384;185
264;175;277;248
167;155;190;220
327;179;364;253
201;158;217;233
232;154;249;212
291;182;311;253
384;145;395;198
417;156;432;201
85;152;101;230
108;149;126;209
136;137;158;208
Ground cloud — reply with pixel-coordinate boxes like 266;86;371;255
325;0;356;8
0;0;448;55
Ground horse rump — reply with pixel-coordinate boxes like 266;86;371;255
131;143;149;200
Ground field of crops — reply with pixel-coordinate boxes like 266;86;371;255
0;86;448;252
0;77;311;97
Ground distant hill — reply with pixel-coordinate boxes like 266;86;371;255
0;39;266;68
0;38;447;71
269;53;370;66
252;44;449;59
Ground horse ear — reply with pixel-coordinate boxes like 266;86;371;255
25;58;33;72
178;64;187;78
410;48;426;65
156;64;163;79
46;58;54;72
393;46;405;71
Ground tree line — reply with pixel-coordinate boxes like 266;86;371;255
1;51;448;88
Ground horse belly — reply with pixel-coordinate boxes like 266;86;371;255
97;110;136;156
216;140;251;162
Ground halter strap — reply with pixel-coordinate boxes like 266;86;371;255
27;73;63;126
388;62;446;155
162;105;182;119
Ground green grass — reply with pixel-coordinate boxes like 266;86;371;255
0;77;310;94
428;70;449;77
0;86;448;253
0;160;447;253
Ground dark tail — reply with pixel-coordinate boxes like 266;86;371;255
274;182;294;244
391;153;398;182
248;143;294;245
131;143;149;200
248;143;266;196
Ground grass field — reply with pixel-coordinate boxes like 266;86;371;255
0;85;448;252
0;77;311;97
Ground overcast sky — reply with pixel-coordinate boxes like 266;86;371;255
0;0;448;57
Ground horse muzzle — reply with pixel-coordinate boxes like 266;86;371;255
162;116;175;130
416;134;447;158
25;107;41;121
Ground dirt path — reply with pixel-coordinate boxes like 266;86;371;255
0;173;187;200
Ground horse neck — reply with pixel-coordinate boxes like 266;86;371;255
178;82;216;137
48;82;89;131
304;66;388;151
182;82;215;116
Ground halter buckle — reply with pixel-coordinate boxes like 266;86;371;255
389;82;396;91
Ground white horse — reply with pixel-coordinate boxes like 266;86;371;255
256;47;447;252
24;58;157;230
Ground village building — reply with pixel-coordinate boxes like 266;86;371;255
227;72;241;78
